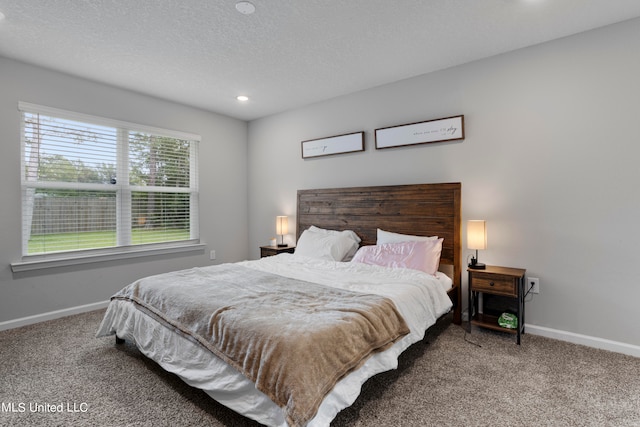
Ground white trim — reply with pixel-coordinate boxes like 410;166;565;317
0;300;110;331
526;323;640;358
18;101;201;142
10;242;206;273
1;304;638;359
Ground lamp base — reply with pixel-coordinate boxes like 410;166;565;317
468;262;486;270
277;244;288;248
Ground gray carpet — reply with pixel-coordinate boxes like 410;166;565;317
1;309;639;426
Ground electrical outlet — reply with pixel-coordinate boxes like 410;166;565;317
528;277;540;294
209;250;216;260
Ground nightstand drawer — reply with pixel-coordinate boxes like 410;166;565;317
470;274;517;297
260;245;295;258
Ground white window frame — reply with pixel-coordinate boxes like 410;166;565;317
11;102;204;273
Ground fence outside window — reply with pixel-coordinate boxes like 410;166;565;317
19;102;200;257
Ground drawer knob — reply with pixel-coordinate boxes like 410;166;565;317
489;282;495;286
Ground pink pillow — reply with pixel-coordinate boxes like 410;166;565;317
351;239;443;275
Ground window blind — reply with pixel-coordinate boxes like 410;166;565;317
19;102;200;257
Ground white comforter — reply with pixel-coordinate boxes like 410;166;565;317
97;254;453;426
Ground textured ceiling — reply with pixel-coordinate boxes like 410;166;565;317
0;1;639;121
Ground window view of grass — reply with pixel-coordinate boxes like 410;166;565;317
21;109;198;257
28;228;190;255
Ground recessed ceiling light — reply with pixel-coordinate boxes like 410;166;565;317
235;2;256;15
236;95;249;102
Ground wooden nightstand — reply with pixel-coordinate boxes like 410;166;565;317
468;265;526;344
260;245;295;258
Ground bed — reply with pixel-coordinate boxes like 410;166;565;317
97;182;462;427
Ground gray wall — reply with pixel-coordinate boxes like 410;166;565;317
248;18;640;347
0;56;249;322
2;18;639;349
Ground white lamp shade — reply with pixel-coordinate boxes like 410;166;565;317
467;220;487;250
276;216;289;235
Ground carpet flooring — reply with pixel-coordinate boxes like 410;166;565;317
1;309;639;426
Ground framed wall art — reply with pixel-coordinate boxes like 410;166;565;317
375;115;464;150
301;131;365;159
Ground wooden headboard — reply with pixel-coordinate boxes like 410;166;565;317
297;182;462;324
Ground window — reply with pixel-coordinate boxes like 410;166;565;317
18;102;200;262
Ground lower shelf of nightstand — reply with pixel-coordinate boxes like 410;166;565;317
470;314;517;335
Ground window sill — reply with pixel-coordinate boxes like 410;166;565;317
10;242;206;273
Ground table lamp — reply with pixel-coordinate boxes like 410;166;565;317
467;220;486;269
276;216;288;247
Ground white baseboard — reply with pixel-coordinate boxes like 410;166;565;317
0;300;110;332
465;307;639;358
2;303;638;358
526;323;640;358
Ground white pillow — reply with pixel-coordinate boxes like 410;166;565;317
309;226;360;243
307;226;361;260
294;228;360;261
376;228;438;244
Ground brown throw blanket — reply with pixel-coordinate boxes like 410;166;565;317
111;264;409;427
